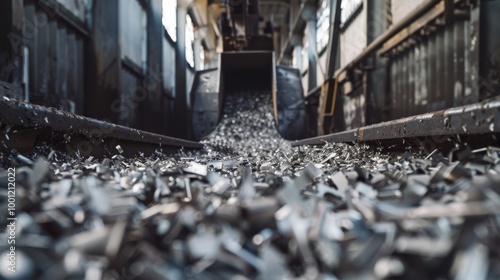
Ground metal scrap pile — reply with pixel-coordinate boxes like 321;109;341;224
1;92;500;279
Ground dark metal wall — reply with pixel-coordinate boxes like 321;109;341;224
0;0;24;94
23;0;87;114
385;2;480;120
0;0;205;137
331;0;499;134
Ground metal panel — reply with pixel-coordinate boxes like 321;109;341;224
387;3;481;120
65;31;76;112
187;67;195;98
75;36;84;113
143;0;164;134
23;3;38;97
57;22;68;99
343;87;365;130
56;0;86;22
479;0;500;97
274;66;308;140
48;19;58;101
163;35;175;98
21;0;87;114
0;0;24;87
191;69;220;140
34;10;49;97
119;0;146;72
120;66;142;129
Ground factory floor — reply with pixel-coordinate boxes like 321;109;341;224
0;91;499;279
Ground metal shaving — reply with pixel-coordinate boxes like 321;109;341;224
0;91;500;279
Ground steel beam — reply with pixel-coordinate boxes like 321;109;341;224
174;1;190;138
479;0;500;97
87;0;121;123
145;0;164;134
193;26;208;70
326;0;342;78
365;0;386;125
292;97;500;146
303;4;317;91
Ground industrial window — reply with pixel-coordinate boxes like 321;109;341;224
341;0;363;23
186;15;195;67
317;0;330;52
120;0;147;72
162;0;177;41
162;0;196;68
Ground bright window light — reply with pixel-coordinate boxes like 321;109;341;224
162;0;177;41
186;15;195;67
317;0;330;51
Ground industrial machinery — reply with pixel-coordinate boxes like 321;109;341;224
191;0;308;141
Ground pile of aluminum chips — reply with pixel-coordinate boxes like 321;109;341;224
1;91;500;279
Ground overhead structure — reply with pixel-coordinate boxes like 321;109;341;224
190;0;307;141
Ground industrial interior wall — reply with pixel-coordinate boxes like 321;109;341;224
187;67;195;102
339;4;367;68
23;0;87;114
391;0;427;25
387;2;480;120
339;2;367;130
317;49;328;87
118;0;147;130
162;35;176;135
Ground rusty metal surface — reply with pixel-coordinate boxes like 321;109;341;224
293;97;500;146
0;97;203;151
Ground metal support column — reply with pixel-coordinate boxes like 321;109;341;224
320;0;343;135
145;0;164;134
479;0;500;97
193;26;207;70
87;0;121;123
304;5;318;91
366;0;386;125
326;0;342;77
174;0;190;138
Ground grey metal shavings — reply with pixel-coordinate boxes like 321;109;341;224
0;91;500;279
